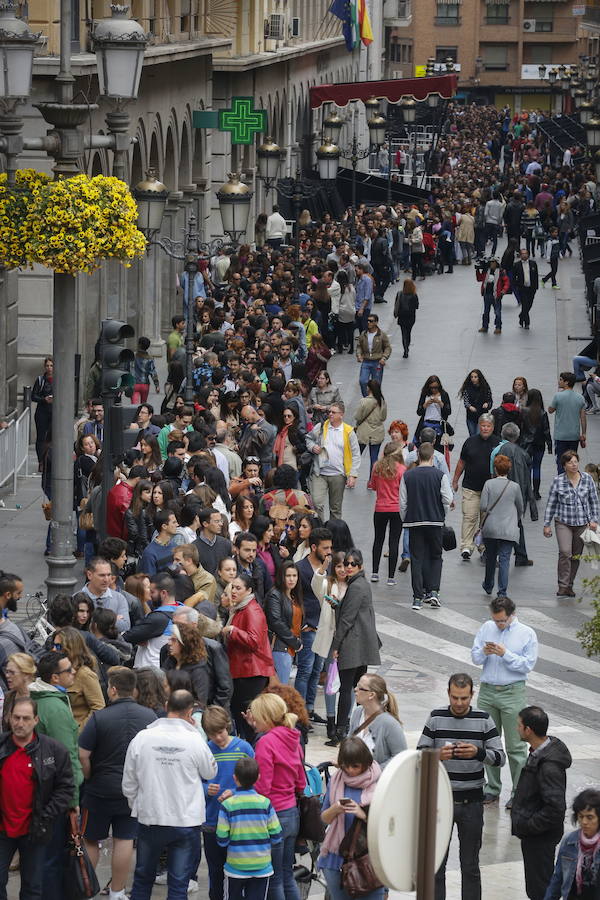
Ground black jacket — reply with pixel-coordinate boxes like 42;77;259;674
511;736;572;839
236;557;272;607
162;656;210;707
504;199;524;235
124;506;152;558
512;259;539;292
519;408;552;454
0;731;74;842
265;588;302;653
159;638;233;710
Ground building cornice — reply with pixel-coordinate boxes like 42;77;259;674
212;35;345;72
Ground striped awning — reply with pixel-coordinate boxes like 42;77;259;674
437;0;462;5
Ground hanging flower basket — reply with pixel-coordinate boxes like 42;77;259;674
0;171;147;275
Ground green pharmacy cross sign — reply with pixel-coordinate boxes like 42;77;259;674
192;96;268;145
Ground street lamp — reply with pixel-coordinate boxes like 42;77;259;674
427;92;440;109
586;116;600;150
594;149;600;182
316;139;341;181
0;1;41;102
133;168;169;237
401;98;418;187
538;64;547;81
364;96;381;116
322;111;345;143
579;100;594;125
217;173;253;245
257;136;281;194
367;113;387;147
92;4;147;100
547;68;558;86
574;88;587;111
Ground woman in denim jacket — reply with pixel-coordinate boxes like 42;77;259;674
544;788;600;899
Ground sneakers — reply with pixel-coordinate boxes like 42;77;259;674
461;549;471;561
552;284;560;290
398;559;410;573
370;573;379;583
483;792;499;805
412;597;422;610
155;873;168;885
427;591;441;608
188;880;199;894
387;577;396;586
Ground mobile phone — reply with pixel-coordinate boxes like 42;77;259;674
340;798;352;806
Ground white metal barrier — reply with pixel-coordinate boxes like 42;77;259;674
0;407;31;493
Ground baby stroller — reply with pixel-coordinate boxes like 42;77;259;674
294;761;335;900
422;231;437;275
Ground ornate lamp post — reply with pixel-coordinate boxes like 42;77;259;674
216;173;253;245
256;137;282;195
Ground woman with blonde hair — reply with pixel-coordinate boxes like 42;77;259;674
251;693;306;900
2;652;36;730
51;625;105;728
349;673;407;768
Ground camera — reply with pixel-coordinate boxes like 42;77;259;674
474;257;491;273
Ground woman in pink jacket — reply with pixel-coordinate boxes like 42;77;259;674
250;693;306;900
368;443;406;586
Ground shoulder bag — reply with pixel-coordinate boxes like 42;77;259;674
64;810;101;900
474;480;510;546
339;814;383;898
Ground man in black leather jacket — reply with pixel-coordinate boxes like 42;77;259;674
511;705;572;900
0;698;74;898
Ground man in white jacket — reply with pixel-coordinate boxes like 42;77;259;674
266;205;287;250
123;690;217;898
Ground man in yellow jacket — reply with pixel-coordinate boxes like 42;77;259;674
305;401;361;520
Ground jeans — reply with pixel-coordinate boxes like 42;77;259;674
358;442;381;475
558;231;571;255
359;360;384;397
485;223;501;255
542;257;558;286
228;876;270;900
268;807;300;900
434;799;483;900
530;447;544;483
482;290;502;331
323;866;384;900
42;813;67;900
130;823;201;900
478;681;527;796
0;834;46;900
232;676;269;741
203;831;227;900
482;538;513;596
520;833;562;900
555;520;586;589
466;419;479;437
372;511;402;578
273;650;293;684
554;439;579;474
573;355;597;381
131;383;150;405
294;629;323;711
408;525;443;599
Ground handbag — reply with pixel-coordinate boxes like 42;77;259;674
42;500;52;521
325;660;341;696
340;816;383;898
474;480;510;545
297;794;326;843
79;501;94;531
442;525;457;551
64;810;101;900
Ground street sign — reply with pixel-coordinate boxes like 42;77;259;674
367;750;453;893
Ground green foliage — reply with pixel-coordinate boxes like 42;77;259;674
576;573;600;658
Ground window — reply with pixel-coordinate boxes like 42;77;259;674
525;45;551;64
435;46;458;63
482;45;508;69
435;2;459;24
535;19;553;31
180;0;190;32
397;0;410;15
389;39;413;63
485;3;509;24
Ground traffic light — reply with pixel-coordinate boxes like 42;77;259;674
99;319;135;395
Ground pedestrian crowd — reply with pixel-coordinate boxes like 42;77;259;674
4;99;600;900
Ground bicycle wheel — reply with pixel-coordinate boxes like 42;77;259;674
25;593;46;624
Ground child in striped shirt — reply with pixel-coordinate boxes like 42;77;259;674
217;758;282;900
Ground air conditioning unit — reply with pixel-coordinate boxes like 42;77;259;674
523;18;536;31
264;13;286;40
291;16;300;37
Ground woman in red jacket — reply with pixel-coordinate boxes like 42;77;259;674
368;443;406;586
476;258;510;335
222;573;275;740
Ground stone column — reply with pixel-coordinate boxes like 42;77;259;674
0;268;18;417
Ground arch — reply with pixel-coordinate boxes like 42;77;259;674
149;114;164;177
192;130;203;183
89;151;105;176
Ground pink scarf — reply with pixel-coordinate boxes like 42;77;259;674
320;762;381;857
576;830;600;894
273;426;289;467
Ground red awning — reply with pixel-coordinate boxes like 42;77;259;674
309;74;458;110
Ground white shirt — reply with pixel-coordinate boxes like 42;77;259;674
522;259;530;287
266;211;287;239
321;423;345;476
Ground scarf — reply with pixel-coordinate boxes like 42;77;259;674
225;593;256;633
320;761;381;857
273;425;290;467
576;830;600;894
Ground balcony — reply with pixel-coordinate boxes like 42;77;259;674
384;0;413;25
434;16;461;24
582;5;600;27
485;15;510;24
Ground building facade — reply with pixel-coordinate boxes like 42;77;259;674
383;0;581;110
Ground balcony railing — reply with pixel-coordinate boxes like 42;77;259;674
485;15;510;24
434;16;461;24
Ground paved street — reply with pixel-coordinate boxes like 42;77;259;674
1;240;599;898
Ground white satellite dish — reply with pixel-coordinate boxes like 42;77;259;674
367;749;454;892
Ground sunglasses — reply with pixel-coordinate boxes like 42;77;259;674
344;560;360;568
245;456;260;463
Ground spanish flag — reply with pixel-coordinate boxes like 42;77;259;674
358;0;373;45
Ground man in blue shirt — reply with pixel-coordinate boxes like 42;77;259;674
138;510;181;576
548;371;586;473
354;265;374;334
471;596;538;809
